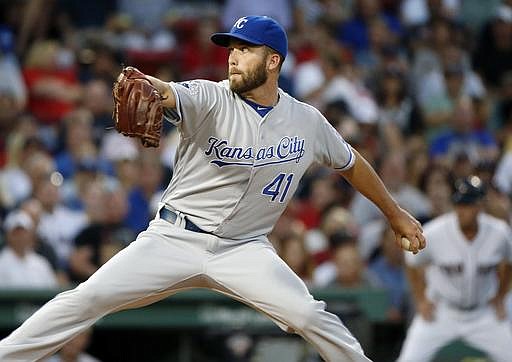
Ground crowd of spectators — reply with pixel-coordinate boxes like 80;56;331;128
1;0;512;356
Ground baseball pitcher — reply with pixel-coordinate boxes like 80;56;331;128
0;16;425;362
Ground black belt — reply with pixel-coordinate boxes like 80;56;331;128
158;207;210;234
447;301;479;311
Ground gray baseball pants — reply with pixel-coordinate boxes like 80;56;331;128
0;218;371;362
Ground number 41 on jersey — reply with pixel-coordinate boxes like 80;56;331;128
262;173;294;203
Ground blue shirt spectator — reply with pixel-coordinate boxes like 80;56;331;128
429;129;497;162
337;0;402;52
428;96;498;165
124;187;152;235
368;225;409;321
369;255;408;316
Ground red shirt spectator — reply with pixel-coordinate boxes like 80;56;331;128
23;67;79;124
175;19;227;81
23;41;81;125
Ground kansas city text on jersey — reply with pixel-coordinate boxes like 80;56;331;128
205;136;305;167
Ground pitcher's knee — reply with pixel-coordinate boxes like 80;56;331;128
67;285;113;319
288;299;324;333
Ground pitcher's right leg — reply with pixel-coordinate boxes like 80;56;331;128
0;220;210;362
207;239;372;362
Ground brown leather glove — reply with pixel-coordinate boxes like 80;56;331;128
112;66;163;147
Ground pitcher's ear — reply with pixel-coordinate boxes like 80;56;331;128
268;53;281;72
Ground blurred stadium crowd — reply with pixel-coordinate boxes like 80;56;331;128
1;0;512;358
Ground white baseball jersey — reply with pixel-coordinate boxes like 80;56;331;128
162;79;354;239
399;211;512;362
405;211;512;309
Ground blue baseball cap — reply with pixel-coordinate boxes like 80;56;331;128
211;16;287;59
452;175;486;204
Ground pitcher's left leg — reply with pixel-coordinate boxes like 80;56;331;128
207;239;371;362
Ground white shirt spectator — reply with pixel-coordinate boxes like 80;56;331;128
38;206;88;265
294;60;325;101
0;167;32;209
494;151;512;195
358;219;386;261
321;76;379;124
401;0;461;26
304;228;328;256
313;261;337;288
100;131;139;163
313;258;381;288
294;62;379;123
0;247;57;288
350;185;432;226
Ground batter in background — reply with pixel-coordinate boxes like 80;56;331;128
398;175;512;362
0;16;425;362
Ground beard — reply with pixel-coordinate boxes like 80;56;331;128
229;60;268;95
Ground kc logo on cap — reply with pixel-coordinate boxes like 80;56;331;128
234;17;248;29
211;15;288;59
